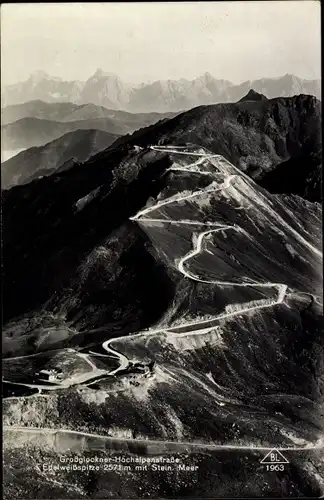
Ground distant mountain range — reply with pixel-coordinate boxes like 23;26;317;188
1;101;176;151
1;100;176;126
1;129;119;189
2;70;321;112
1;117;121;150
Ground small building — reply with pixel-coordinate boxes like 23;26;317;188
36;368;63;383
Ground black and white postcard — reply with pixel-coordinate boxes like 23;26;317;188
1;2;322;498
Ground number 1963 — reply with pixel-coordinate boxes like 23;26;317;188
265;464;285;471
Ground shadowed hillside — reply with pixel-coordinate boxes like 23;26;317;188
1;129;120;188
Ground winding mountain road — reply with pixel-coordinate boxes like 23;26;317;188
4;425;323;451
102;144;320;376
4;145;321;391
101;338;129;374
133;146;290;305
127;145;322;335
150;146;322;258
178;226;287;301
4;144;323;457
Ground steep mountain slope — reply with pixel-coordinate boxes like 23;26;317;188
111;94;322;202
2;143;323;498
3;142;321;336
2;70;321;111
1;129;119;189
259;147;322;203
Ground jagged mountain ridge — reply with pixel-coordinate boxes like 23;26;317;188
2;70;321;112
1;129;120;189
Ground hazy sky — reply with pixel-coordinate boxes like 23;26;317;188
1;1;321;85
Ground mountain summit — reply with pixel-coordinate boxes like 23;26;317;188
238;89;268;102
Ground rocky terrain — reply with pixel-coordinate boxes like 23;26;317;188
2;69;321;112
